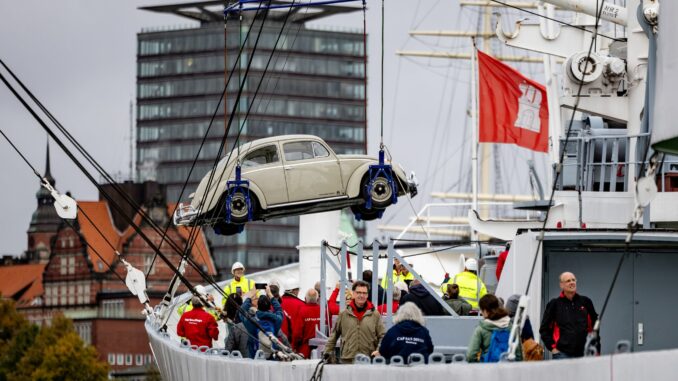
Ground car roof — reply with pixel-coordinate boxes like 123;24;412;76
248;134;322;146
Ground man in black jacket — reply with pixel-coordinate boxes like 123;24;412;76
540;272;598;359
399;280;446;316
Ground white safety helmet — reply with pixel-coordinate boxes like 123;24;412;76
195;285;207;297
465;258;478;272
232;262;245;274
286;278;300;291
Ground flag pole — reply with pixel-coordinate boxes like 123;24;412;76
470;38;478;241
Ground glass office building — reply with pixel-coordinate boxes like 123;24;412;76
136;3;366;275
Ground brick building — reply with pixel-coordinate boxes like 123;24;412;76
0;148;216;378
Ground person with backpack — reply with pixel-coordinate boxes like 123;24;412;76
466;294;522;362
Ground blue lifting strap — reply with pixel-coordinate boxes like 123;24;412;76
364;150;398;210
225;165;253;224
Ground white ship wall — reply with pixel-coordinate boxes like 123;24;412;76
147;318;678;381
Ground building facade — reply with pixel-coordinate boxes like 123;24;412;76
2;156;217;377
136;2;367;275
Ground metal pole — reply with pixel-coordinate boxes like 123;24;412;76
391;247;458;316
386;240;394;324
320;241;327;335
470;37;479;241
372;240;379;307
357;240;363;280
339;241;347;312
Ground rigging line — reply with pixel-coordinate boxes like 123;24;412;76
174;0;274;263
0;129;41;178
0;128;128;284
0;59;206;271
62;218;126;284
2;66;236;309
523;1;606;296
252;0;310;126
145;1;269;279
488;0;623;42
378;0;383;148
179;0;289;259
0;70;211;304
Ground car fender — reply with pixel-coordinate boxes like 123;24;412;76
346;163;373;198
204;178;268;212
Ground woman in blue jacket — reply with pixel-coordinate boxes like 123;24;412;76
377;302;434;363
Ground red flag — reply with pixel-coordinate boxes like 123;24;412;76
477;50;549;153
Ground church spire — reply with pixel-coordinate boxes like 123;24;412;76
44;137;55;186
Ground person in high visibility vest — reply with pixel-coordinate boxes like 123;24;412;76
222;262;255;308
381;260;415;288
443;258;487;310
177;285;221;320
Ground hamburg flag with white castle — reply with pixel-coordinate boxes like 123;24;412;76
477;49;549;153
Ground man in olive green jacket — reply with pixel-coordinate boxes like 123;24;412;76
324;280;386;364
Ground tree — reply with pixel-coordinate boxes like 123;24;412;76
0;302;108;381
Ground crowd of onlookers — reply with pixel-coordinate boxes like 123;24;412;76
177;257;597;365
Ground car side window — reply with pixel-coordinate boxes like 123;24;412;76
312;142;330;158
242;145;279;167
283;141;315;161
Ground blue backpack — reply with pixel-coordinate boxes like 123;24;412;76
481;328;510;362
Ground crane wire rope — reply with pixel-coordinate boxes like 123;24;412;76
0;56;219;284
177;0;300;266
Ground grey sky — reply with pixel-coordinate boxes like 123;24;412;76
0;1;547;255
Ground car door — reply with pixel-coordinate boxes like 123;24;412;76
282;140;343;202
240;143;288;206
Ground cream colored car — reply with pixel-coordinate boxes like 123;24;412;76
173;135;417;235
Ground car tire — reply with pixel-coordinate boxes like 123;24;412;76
226;189;256;224
363;174;397;209
350;205;382;221
212;222;244;236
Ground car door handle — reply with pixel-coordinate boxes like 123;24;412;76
285;167;294;171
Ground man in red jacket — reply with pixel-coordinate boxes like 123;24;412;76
281;279;305;349
177;296;219;349
293;288;321;358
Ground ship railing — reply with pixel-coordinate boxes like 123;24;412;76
317;239;480;357
389;202;539;244
555;132;677;192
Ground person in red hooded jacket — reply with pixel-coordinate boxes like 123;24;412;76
281;279;306;349
293;288;321;358
177;296;219;349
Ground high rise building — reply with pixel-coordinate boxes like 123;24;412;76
136;1;367;275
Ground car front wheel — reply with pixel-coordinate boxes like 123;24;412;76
226;190;256;224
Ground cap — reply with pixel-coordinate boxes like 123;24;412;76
232;262;245;273
506;294;520;317
465;258;478;272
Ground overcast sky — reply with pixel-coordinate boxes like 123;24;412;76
0;1;548;255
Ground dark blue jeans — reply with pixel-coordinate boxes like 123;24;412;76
552;352;571;360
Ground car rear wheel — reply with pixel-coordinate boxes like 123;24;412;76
363;174;396;209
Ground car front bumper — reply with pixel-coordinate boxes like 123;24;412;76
173;203;199;226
